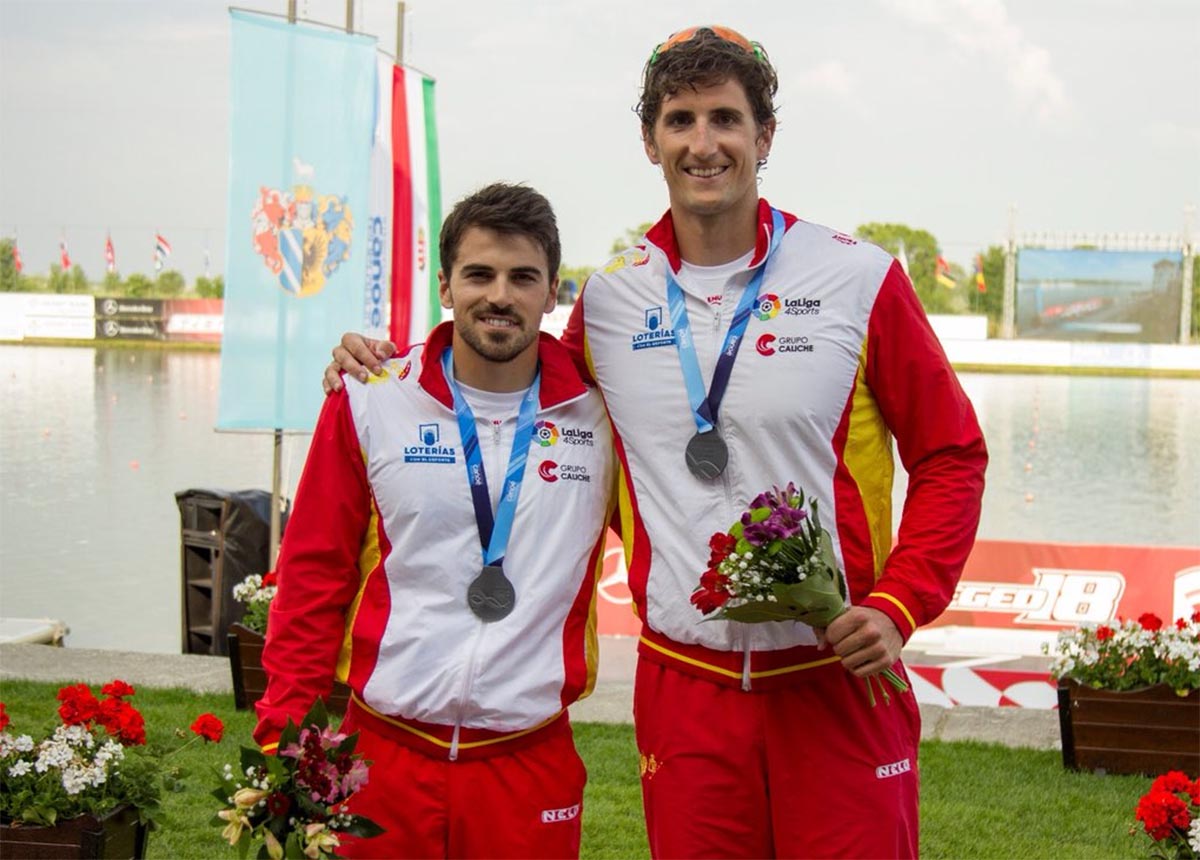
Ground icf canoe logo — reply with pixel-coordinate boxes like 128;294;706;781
251;158;353;297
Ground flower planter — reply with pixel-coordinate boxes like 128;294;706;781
227;623;350;713
1058;679;1200;777
0;805;148;859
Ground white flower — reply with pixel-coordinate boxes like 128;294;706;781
1188;816;1200;853
8;760;32;777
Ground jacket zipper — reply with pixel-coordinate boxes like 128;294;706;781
450;620;486;761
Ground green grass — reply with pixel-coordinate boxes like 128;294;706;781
0;680;1154;859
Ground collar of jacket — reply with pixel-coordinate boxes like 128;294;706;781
417;320;590;411
643;198;794;274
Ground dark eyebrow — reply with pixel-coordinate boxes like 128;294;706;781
509;266;544;278
459;264;495;276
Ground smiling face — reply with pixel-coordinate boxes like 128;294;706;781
439;226;557;391
643;77;775;228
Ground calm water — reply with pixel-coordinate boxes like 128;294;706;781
1;344;1198;652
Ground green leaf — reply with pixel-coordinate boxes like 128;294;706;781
341;815;386;838
719;601;804;623
747;506;771;524
334;731;358;757
302;698;330;732
284;831;305;859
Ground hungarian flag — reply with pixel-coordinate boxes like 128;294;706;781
154;233;172;272
60;239;71;271
974;253;987;293
12;241;22;274
385;64;442;347
105;234;116;273
935;255;957;289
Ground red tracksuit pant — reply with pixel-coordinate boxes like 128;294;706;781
337;706;587;859
634;657;921;859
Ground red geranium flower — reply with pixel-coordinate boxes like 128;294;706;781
1135;788;1191;841
56;683;100;727
96;697;146;746
1095;625;1114;641
0;702;9;733
262;571;279;588
1151;771;1193;794
1192;609;1200;623
1138;612;1163;631
101;679;136;699
191;713;225;743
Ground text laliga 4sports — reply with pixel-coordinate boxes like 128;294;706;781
784;297;820;315
560;427;594;446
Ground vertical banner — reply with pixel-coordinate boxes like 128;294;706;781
219;10;376;430
389;65;442;349
362;55;394;342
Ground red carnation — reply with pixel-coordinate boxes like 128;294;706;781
1192;609;1200;623
262;571;279;588
1095;625;1114;641
707;532;737;566
190;712;224;743
101;679;136;699
1138;612;1163;631
56;683;100;727
691;584;731;615
0;702;9;733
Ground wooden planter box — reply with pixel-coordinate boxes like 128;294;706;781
0;805;148;859
227;622;350;713
1058;679;1200;776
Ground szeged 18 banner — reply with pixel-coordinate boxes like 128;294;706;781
1015;248;1184;343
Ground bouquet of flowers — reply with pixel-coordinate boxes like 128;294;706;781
690;482;908;703
0;679;223;828
1045;611;1200;696
213;700;381;859
1132;770;1199;859
232;571;278;635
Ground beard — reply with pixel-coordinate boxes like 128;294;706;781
453;307;539;364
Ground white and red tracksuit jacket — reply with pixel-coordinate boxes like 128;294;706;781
254;322;615;758
563;199;987;690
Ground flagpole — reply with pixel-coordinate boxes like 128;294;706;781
396;2;405;61
266;0;301;565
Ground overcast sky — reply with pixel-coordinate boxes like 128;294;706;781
1;0;1197;281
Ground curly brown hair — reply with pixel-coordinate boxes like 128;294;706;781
636;27;779;136
439;182;561;278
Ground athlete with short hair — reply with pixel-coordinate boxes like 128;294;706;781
260;183;614;858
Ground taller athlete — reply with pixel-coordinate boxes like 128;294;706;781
326;26;987;859
259;183;614;859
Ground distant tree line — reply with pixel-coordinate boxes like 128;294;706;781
558;222;1198;340
0;239;223;299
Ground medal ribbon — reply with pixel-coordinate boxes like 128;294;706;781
666;207;786;433
442;348;541;568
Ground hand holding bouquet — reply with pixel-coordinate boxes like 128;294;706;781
691;482;908;704
213;700;381;859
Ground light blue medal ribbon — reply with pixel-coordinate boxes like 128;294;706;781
667;208;786;479
441;347;541;621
